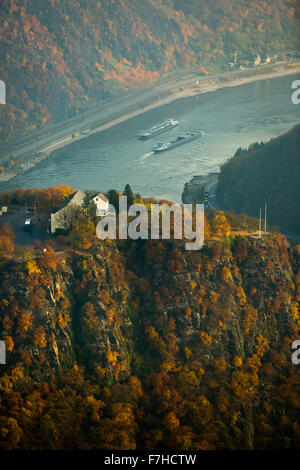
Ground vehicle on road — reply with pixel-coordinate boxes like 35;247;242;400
24;219;34;232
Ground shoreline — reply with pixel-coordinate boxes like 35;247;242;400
1;62;299;185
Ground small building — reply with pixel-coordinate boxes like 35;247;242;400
261;53;271;64
50;190;85;234
250;54;261;66
90;192;109;217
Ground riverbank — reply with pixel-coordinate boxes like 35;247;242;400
1;61;299;185
182;173;219;204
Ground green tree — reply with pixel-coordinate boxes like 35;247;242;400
82;191;97;220
124;184;134;208
107;189;119;214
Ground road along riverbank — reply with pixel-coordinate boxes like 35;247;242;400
0;61;299;184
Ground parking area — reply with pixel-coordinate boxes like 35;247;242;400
0;206;48;246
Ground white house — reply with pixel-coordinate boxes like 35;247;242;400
50;190;109;234
91;192;109;217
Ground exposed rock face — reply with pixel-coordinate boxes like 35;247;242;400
0;235;300;449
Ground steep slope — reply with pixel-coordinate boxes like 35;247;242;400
0;0;299;143
217;124;300;233
0;233;300;450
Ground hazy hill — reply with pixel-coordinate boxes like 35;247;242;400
0;0;299;143
217;124;300;233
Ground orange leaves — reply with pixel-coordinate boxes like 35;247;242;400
57;311;71;329
214;358;226;373
220;266;231;281
0;222;15;257
128;376;143;400
38;244;60;272
86;395;105;423
199;331;212;346
106;349;119;366
18;313;32;337
209;290;220;303
106;308;115;324
83;302;100;330
185;307;192;318
163;411;179;431
100;289;111;305
290;302;300;324
26;258;41;276
4;336;14;352
111;402;135;428
105;62;160;89
184;347;192;360
0;185;74;214
236;286;247;306
255;334;269;358
233;356;243;368
211;212;231;237
243;305;258;335
146;326;159;342
33;326;47;349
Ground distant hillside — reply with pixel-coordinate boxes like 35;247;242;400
0;0;300;143
217;124;300;233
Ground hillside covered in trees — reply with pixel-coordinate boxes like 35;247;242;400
217;124;300;234
0;188;300;450
0;0;300;143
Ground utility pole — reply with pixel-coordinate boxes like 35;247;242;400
264;203;267;233
259;208;262;238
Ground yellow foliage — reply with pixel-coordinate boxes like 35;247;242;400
106;349;119;366
184;347;192;360
290;302;299;324
221;266;231;281
26;259;41;276
106;308;115;324
4;336;14;352
185;307;192;318
214;358;226;373
210;291;220;303
237;286;247;306
233;356;243;368
164;411;179;430
199;331;212;346
33;326;47;349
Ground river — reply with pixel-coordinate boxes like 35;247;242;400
1;73;299;202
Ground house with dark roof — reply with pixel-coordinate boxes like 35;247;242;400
50;190;85;234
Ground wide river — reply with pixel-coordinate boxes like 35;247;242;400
2;73;300;202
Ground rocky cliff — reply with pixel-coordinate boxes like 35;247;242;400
0;232;300;449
